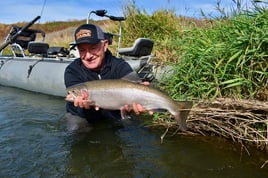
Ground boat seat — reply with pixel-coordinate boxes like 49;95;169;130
10;26;45;49
47;46;69;57
8;26;46;57
28;41;49;56
118;38;154;57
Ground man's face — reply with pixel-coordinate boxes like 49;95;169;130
77;40;108;71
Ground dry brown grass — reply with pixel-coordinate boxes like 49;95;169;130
0;20;86;46
0;19;117;50
39;27;76;47
152;98;268;151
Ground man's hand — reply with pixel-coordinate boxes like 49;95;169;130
123;81;153;115
66;89;99;110
123;103;153;115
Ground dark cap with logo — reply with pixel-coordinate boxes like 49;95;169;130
73;24;105;46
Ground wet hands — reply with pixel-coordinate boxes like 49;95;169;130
66;89;99;110
122;81;154;115
123;103;154;115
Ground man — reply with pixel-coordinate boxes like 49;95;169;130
64;23;148;132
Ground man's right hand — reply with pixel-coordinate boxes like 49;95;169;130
66;89;98;110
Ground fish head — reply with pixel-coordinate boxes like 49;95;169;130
65;86;89;102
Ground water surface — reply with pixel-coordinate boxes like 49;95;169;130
0;86;268;177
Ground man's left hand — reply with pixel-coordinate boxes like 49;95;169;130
123;81;153;115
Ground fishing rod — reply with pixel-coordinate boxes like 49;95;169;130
0;16;41;52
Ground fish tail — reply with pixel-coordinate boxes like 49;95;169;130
175;101;193;131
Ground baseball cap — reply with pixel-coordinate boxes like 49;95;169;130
73;24;105;46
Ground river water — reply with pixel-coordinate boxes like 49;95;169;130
0;85;268;178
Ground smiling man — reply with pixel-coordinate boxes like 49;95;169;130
64;23;148;132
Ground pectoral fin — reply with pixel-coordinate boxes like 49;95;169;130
120;107;130;119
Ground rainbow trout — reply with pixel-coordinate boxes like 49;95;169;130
66;79;193;131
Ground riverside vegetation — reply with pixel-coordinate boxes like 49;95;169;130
119;1;268;152
0;0;267;151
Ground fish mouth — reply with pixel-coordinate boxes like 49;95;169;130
65;88;89;102
65;92;75;102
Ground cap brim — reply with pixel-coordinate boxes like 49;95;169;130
74;37;101;46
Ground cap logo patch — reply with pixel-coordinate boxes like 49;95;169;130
76;29;92;39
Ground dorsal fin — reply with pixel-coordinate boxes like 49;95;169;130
121;71;142;83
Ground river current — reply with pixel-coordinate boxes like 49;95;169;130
0;85;268;177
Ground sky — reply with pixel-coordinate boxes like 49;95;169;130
0;0;260;24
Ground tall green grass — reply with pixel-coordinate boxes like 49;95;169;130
115;1;268;101
168;6;268;100
116;3;184;62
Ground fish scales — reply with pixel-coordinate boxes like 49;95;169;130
66;79;193;130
